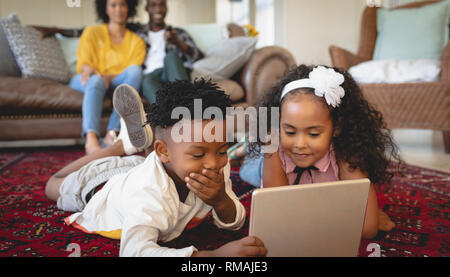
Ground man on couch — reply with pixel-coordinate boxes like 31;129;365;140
137;0;204;103
34;0;203;105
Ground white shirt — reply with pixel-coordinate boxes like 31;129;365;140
143;29;167;74
64;151;246;257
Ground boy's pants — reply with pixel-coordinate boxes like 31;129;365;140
57;155;145;212
142;51;189;104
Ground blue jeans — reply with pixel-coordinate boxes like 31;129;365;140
70;65;143;137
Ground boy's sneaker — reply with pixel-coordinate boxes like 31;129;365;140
113;84;153;155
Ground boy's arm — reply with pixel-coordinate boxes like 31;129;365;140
192;236;267;257
211;165;246;230
171;28;204;64
120;224;197;257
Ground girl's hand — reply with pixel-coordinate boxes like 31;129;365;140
192;236;267;257
185;168;226;207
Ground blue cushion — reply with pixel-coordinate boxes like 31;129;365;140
373;0;450;60
183;24;224;53
55;34;79;77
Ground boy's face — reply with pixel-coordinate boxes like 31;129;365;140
156;120;230;187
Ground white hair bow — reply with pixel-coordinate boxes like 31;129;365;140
280;66;345;108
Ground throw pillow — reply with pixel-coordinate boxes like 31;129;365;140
192;37;257;80
0;17;21;77
55;34;79;77
183;23;228;53
348;59;441;84
373;0;450;60
0;14;71;83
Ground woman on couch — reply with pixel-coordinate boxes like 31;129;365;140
70;0;146;154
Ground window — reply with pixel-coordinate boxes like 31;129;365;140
216;0;275;48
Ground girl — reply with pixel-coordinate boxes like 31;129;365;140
247;64;400;239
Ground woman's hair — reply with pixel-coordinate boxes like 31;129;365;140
146;78;232;129
95;0;139;23
249;64;401;185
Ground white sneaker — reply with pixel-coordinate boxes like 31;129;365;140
113;84;153;155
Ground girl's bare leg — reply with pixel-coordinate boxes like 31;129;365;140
378;209;396;231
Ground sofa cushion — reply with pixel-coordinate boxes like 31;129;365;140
0;14;71;83
373;0;450;60
192;37;257;80
0;76;111;116
0;16;21;77
349;59;441;84
55;34;79;77
183;23;226;53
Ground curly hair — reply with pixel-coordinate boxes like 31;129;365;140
146;79;232;129
95;0;139;23
248;64;401;185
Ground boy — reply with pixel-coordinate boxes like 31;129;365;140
45;80;266;257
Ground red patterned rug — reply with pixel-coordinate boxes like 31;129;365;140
0;147;449;257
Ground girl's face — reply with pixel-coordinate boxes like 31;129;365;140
280;92;334;168
106;0;129;25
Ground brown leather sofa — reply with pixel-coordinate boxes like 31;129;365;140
0;26;296;142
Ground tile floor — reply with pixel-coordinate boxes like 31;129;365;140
392;129;450;173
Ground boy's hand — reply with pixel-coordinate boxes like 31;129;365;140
185;168;226;207
186;168;236;223
193;236;267;257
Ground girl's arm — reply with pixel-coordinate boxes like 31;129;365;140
262;150;289;188
338;161;379;239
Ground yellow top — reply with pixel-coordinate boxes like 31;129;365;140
76;24;146;75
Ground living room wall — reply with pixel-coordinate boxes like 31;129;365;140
0;0;430;66
281;0;366;65
0;0;215;27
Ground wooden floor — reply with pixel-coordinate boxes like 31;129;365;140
1;129;449;173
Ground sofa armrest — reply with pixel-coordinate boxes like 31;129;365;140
329;45;368;71
441;41;450;82
239;46;296;105
30;25;83;38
